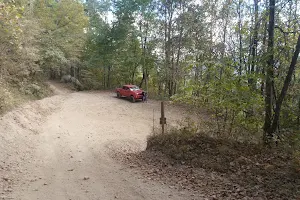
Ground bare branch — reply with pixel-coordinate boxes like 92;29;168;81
275;25;299;34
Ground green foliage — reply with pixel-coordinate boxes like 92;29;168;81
173;63;264;141
0;0;299;149
80;67;104;90
0;2;40;83
82;0;299;143
34;0;88;79
0;0;87;111
83;0;150;89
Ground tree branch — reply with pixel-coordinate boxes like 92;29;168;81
275;25;299;34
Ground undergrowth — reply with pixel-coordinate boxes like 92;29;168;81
0;79;52;114
147;119;300;173
145;123;300;199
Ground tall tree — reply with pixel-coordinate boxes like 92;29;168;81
264;0;276;142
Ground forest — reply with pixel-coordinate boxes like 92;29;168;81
0;0;299;145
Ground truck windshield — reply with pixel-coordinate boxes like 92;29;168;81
129;86;140;90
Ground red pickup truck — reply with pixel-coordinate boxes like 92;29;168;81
115;85;144;102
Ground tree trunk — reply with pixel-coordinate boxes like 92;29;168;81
103;66;106;89
139;73;145;88
261;19;268;95
139;20;149;92
164;0;173;97
107;65;111;89
263;0;275;143
175;25;183;96
249;0;259;89
220;1;229;79
298;96;300;129
131;72;135;84
164;3;169;98
237;0;243;76
269;34;300;133
143;35;148;93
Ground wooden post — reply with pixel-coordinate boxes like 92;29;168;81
153;108;155;133
160;101;166;134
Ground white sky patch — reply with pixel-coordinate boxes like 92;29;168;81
106;11;115;24
105;0;203;24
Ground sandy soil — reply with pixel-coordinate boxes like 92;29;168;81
0;83;196;200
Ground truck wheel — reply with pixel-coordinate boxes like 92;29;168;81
130;96;135;103
117;92;121;98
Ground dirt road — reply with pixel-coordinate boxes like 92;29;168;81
0;83;194;200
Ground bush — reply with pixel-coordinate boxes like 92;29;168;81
172;65;264;143
146;126;300;174
80;68;103;90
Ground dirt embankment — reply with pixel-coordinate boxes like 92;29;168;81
117;132;300;200
0;91;65;199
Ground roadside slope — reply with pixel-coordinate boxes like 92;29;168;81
0;92;66;199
